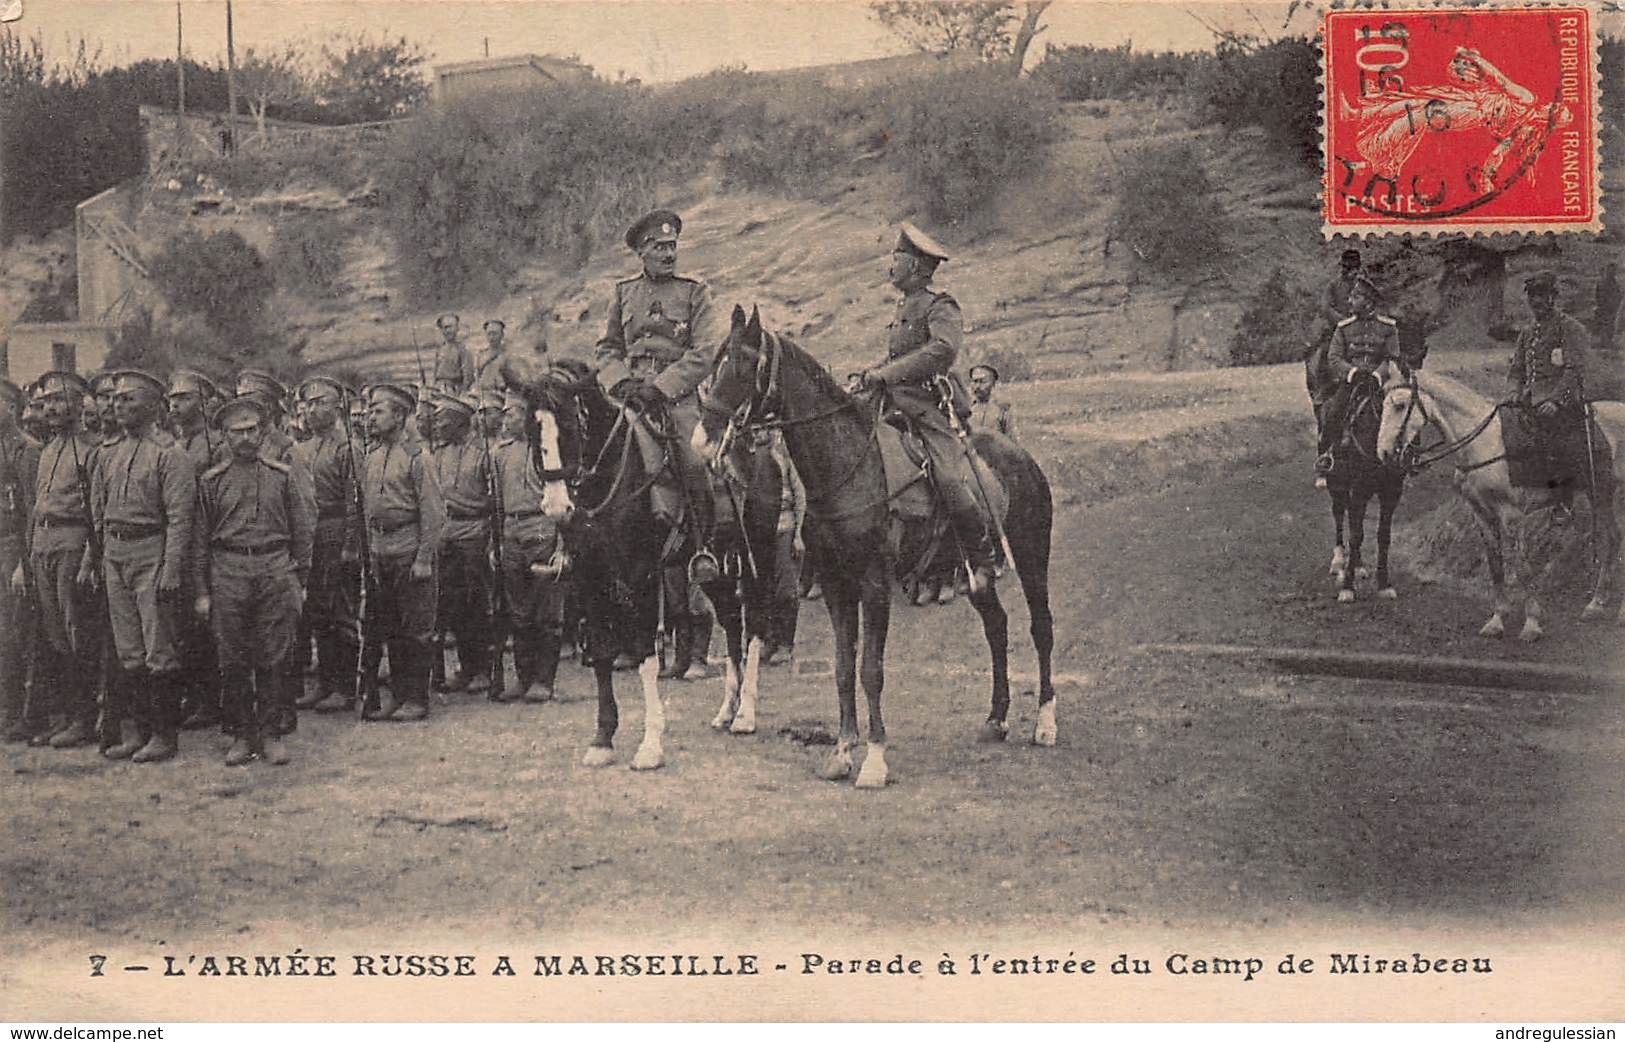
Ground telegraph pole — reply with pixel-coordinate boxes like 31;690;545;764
175;1;186;159
224;0;237;155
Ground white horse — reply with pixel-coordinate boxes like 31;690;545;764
1375;369;1624;640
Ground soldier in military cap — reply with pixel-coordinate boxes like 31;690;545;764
1508;271;1592;519
168;369;224;469
1;379;41;742
467;319;512;409
433;313;472;393
165;368;227;731
358;383;445;720
90;370;197;762
968;363;1017;440
18;372;105;748
192;396;315;765
430;391;495;693
1316;274;1403;477
85;371;119;444
856;222;1001;593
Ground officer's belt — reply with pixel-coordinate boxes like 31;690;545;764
505;508;546;521
105;522;163;541
35;514;87;529
367;515;417;534
627;333;682;362
212;540;288;556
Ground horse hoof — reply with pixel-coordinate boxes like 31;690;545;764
1355;565;1371;580
1329;547;1346;575
710;712;735;731
817;756;853;782
1377;587;1398;600
729;715;757;736
976;720;1009;743
1518;620;1544;643
1337;589;1355;604
582;746;616;768
1033;724;1058;747
1581;598;1608;621
1479;616;1505;638
855;762;889;789
630;743;664;771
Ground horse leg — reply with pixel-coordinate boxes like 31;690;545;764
583;658;618;767
1466;492;1513;638
971;580;1011;743
1339;488;1367;603
855;562;892;789
631;654;666;770
817;574;861;781
707;582;744;731
1583;470;1617;620
1019;554;1058;748
1329;484;1348;577
1376;479;1400;599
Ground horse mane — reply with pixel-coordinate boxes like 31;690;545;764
765;328;872;429
1414;370;1497;423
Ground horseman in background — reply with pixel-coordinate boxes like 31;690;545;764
1316;274;1402;480
1308;249;1364;488
1508;270;1591;523
854;222;1000;594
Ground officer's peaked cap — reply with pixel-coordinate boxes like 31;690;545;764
626;209;682;251
236;369;288;400
369;383;417;413
431;391;476;419
1524;270;1559;293
35;371;91;400
436;312;460;330
113;370;167;399
168;368;220;399
483;318;506;332
896;222;950;263
87;370;119;394
1339;248;1362;265
216;394;268;429
297;376;350;402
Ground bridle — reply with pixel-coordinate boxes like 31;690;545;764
1385;374;1506;476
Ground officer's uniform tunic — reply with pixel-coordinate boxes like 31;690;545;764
1507;308;1592;460
194;453;315;741
29;432;107;735
493;436;565;691
0;427;39;735
359;433;445;707
1318;313;1401;455
433;431;494;679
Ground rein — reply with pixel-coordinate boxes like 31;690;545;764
1394;381;1506;474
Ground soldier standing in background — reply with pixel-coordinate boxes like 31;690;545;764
359;384;445;721
469;319;511;405
293;377;364;713
758;428;805;667
433;313;472;393
967;364;1017;440
193;396;315;766
430;392;494;694
167;369;225;732
20;373;103;749
91;371;197;763
1;380;40;742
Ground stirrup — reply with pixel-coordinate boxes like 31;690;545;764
688;548;721;585
721;549;744;579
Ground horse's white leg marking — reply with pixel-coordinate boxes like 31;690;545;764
818;739;855;781
711;656;740;730
1033;698;1057;747
855;742;889;789
730;636;762;735
582;745;616;768
1479;612;1506;638
1519;597;1545;643
631;656;666;770
1337;588;1356;604
1377;586;1398;600
1582;596;1609;621
1329;545;1346;576
689;423;716;463
535;410;574;517
1355;564;1371;580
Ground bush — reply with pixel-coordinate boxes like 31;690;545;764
1228;267;1322;367
270;217;350;297
186;136;369;196
1034;43;1204;102
884;66;1062;224
1187;33;1319;166
1108;141;1232;276
108;308;300;385
149;229;275;334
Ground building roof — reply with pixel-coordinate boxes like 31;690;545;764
434;54;592;83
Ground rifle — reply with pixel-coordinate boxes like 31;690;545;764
340;402;375;714
476;428;506;699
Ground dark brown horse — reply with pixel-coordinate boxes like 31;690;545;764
693;307;1057;788
1324;371;1407;603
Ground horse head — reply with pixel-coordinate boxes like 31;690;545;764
497;354;588;519
693;304;769;461
1376;369;1426;468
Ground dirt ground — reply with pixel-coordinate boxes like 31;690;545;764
6;369;1624;1019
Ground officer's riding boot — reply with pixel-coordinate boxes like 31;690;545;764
658;617;691;680
683;611;713;680
132;672;179;763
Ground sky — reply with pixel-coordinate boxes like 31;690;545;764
12;1;1314;84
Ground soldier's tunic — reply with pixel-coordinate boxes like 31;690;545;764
0;428;39;735
29;431;106;736
194;452;315;742
467;348;511;408
493;436;566;691
1308;272;1362;404
359;432;445;708
296;426;362;698
174;420;224;723
90;427;196;676
872;287;989;551
1506;309;1592;471
970;392;1017;440
1318;312;1401;454
433;430;494;679
433;337;473;393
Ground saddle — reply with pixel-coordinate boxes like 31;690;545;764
875;407;1010;578
1496;403;1597;491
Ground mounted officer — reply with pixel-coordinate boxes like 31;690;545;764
855;222;1000;593
1315;274;1401;478
1507;270;1591;521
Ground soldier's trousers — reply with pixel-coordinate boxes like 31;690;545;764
502;525;565;690
103;534;184;739
367;553;435;707
309;521;359;699
1;534;32;731
30;535;105;733
174;586;219;723
907;419;996;564
767;528;802;651
438;538;492;677
210;549;301;741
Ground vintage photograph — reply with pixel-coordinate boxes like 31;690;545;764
1;0;1622;1024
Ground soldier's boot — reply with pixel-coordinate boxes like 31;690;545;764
224;737;255;766
132;673;180;764
264;735;291;765
683;612;714;681
27;716;65;746
181;678;222;730
658;618;691;680
296;637;333;709
524;629;561;703
102;671;144;760
392;643;431;722
430;634;450;691
48;717;94;749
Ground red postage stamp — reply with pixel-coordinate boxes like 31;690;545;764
1322;5;1601;236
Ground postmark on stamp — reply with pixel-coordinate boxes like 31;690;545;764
1322;5;1601;236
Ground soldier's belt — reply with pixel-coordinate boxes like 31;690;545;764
212;540;289;556
505;508;546;521
35;514;88;529
367;516;417;534
445;508;490;521
105;522;163;541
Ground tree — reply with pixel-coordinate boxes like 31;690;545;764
237;43;311;141
0;27;45;95
316;31;430;122
868;1;1049;69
